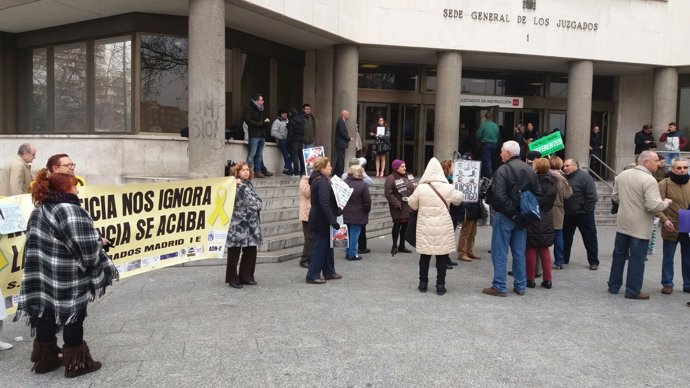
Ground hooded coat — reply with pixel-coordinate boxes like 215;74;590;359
408;158;464;255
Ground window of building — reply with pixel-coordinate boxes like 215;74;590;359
358;64;418;91
54;42;87;133
276;60;302;113
592;76;614;101
95;37;132;132
140;34;188;133
28;48;48;133
240;52;270;114
549;75;568;99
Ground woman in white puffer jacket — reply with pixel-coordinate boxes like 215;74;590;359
408;157;464;295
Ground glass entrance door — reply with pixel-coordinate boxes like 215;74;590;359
399;105;419;174
360;103;390;172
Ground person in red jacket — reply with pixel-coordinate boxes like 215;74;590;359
659;122;687;173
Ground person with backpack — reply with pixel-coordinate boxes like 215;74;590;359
526;158;557;289
482;140;542;297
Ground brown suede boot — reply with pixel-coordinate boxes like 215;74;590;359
30;339;62;374
62;341;102;378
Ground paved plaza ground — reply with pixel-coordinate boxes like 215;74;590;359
2;225;689;387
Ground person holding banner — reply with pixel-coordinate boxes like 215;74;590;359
16;171;117;377
225;162;263;288
306;157;342;284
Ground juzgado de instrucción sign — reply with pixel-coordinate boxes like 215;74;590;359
442;9;599;31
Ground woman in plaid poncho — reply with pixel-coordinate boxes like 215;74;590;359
15;169;117;378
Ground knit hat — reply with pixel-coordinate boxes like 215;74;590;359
358;157;367;167
391;159;404;171
348;158;360;166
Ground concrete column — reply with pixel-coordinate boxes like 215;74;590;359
565;60;593;167
652;67;678;136
434;51;462;161
332;44;358;161
188;0;225;178
316;48;334;155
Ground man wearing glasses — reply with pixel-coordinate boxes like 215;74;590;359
657;157;690;296
0;143;36;196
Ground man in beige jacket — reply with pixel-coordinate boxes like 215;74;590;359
609;151;671;300
0;143;36;196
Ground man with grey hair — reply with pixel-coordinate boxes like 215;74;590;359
609;150;670;299
657;156;690;295
482;140;541;297
562;158;600;270
0;143;36;196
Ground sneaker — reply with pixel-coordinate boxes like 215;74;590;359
0;340;13;351
482;286;507;297
661;286;673;295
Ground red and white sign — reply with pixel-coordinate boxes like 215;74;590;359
460;94;524;108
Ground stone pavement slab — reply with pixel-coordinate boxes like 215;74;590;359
2;225;689;387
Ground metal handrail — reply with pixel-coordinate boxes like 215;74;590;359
586;153;615;192
589;153;617;178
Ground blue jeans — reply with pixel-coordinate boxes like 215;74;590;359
553;229;564;266
661;235;690;289
481;142;497;178
277;138;292;171
490;212;527;293
608;232;648;297
306;230;336;281
346;224;362;257
563;212;599;266
664;151;679;173
247;137;265;172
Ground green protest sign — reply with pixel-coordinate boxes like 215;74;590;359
528;131;564;156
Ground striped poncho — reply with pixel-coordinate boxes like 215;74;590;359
15;193;118;326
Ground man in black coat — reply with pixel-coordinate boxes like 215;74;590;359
634;124;656;156
333;109;352;177
563;158;600;270
482;140;542;297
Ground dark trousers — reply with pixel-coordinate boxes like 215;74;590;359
301;221;315;265
358;225;368;250
333;147;346;177
306;230;336;281
563;212;599;266
226;246;257;284
481;142;497;178
277;139;292;171
392;221;408;248
419;254;449;285
289;141;305;175
608;232;648;297
33;309;86;346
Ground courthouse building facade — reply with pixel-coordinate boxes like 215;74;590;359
0;0;689;183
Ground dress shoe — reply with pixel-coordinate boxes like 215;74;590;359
436;284;447;296
391;247;398;256
240;280;257;285
553;264;563;270
254;172;266;178
448;258;459;266
345;255;362;261
446;263;453;270
661;286;673;295
229;282;243;289
282;169;293;175
325;273;342;280
306;278;326;284
418;282;428;293
482;286;507;297
0;340;13;351
589;265;599;271
263;171;274;177
458;255;472;262
513;288;525;296
625;292;650;300
299;260;310;268
541;281;552;289
397;246;412;253
468;252;481;260
358;248;371;254
526;280;536;288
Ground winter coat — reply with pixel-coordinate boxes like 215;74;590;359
16;194;118;326
243;99;267;138
527;174;557;247
304;114;317;144
298;176;311;222
564;169;597;215
271;117;288;140
226;180;263;247
634;130;656;154
408;158;464;255
488;157;542;222
307;171;339;233
0;155;32;196
288;113;306;144
384;170;416;222
658;176;690;241
550;170;572;230
334;118;350;149
343;176;371;225
660;130;688;151
612;165;668;240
